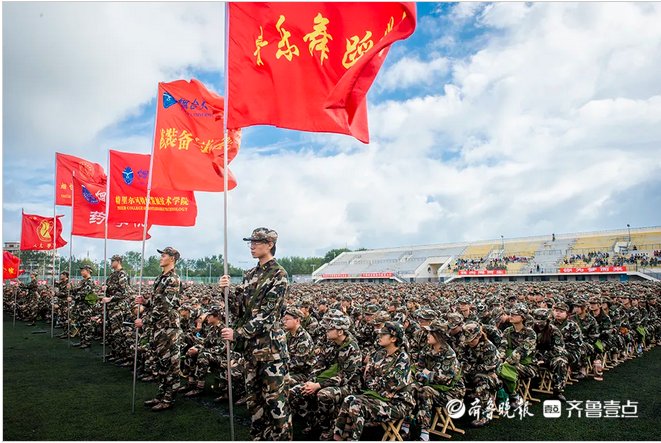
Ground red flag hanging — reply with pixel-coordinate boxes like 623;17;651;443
227;2;417;143
20;211;68;250
3;251;25;280
72;175;151;240
108;150;198;226
151;79;241;192
55;153;107;206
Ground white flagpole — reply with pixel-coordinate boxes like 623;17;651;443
222;3;235;440
132;92;158;414
51;153;57;337
15;210;24;328
68;172;76;347
102;149;111;362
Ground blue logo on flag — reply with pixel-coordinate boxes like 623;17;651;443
123;167;134;185
81;185;99;204
163;92;177;109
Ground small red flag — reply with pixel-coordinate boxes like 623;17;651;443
56;153;107;206
3;251;24;280
151;79;241;192
20;211;67;250
72;175;151;241
227;2;417;143
108;150;198;226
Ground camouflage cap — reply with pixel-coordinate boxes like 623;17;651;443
157;247;180;261
553;301;570;312
588;297;601;306
110;254;123;263
392;312;407;324
206;305;222;317
424;319;449;334
446;312;464;329
284;306;304;319
363;303;380;315
532;308;551;321
321;309;351;330
79;264;94;272
573;298;587;307
372;310;391;324
243;227;278;243
179;303;193;312
415;308;437;321
457;296;472;305
378;321;405;343
509;304;529;318
462;322;482;342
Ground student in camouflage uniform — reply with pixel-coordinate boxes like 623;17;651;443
24;272;39;326
220;228;292;441
290;309;362;440
137;247;182;412
409;308;436;363
571;298;601;378
531;308;568;401
406;319;465;441
282;306;316;386
71;265;97;349
498;304;537;408
552;302;585;378
461;322;500;427
54;271;70;334
458;296;480;323
102;255;131;363
446;312;465;354
333;321;413;441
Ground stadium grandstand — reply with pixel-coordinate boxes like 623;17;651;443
313;226;661;284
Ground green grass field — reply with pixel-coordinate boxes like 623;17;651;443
3;314;660;440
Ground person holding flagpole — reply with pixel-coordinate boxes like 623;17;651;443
220;227;292;441
101;255;131;364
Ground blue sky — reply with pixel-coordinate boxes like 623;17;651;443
3;2;661;267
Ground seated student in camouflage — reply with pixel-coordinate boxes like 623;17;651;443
531;308;569;401
282;306;316;387
289;309;362;440
552;301;586;378
404;319;466;441
461;322;500;428
333;321;414;441
571;297;601;379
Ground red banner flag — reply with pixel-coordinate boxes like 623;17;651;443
227;2;417;143
108;150;197;226
56;153;107;206
20;211;67;250
3;251;25;280
72;175;151;241
151;79;241;192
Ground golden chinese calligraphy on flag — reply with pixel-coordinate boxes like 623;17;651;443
227;2;417;143
55;152;107;206
108;150;198;227
20;210;67;250
151;79;241;192
72;175;151;240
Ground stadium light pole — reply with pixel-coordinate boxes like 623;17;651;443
501;235;504;250
208;263;212;284
627;224;631;243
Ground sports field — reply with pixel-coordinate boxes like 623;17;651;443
3;315;659;441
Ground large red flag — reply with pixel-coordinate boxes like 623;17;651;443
72;175;151;240
3;251;25;280
20;211;67;250
108;150;198;226
227;2;417;143
56;153;107;206
151;79;241;192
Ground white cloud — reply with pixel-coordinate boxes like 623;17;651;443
377;56;450;91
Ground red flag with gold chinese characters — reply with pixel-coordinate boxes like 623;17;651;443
227;2;417;143
3;251;24;280
56;153;107;206
108;150;197;226
151;79;241;192
72;175;151;240
20;211;67;250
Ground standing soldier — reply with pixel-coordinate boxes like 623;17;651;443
219;227;292;441
136;247;182;411
24;272;39;326
71;265;97;349
54;271;71;334
102;255;131;363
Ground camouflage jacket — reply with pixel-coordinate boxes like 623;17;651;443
410;327;429;363
231;258;288;362
286;326;316;380
54;279;70;299
105;268;130;306
72;277;96;304
482;323;504;349
592;311;615;340
363;347;412;405
552;318;584;353
147;268;181;330
198;323;226;359
534;323;567;360
301;314;320;340
500;325;537;365
572;313;600;343
462;338;499;378
312;332;362;390
416;343;465;390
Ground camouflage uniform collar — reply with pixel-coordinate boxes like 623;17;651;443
161;268;176;277
258;258;277;270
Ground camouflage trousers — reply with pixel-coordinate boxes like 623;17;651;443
290;384;352;435
538;354;568;392
504;363;538;395
23;296;39;322
333;394;410;441
73;303;95;345
54;299;69;326
410;383;466;430
150;327;182;404
566;346;584;371
465;373;499;419
107;306;130;359
244;359;292;441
